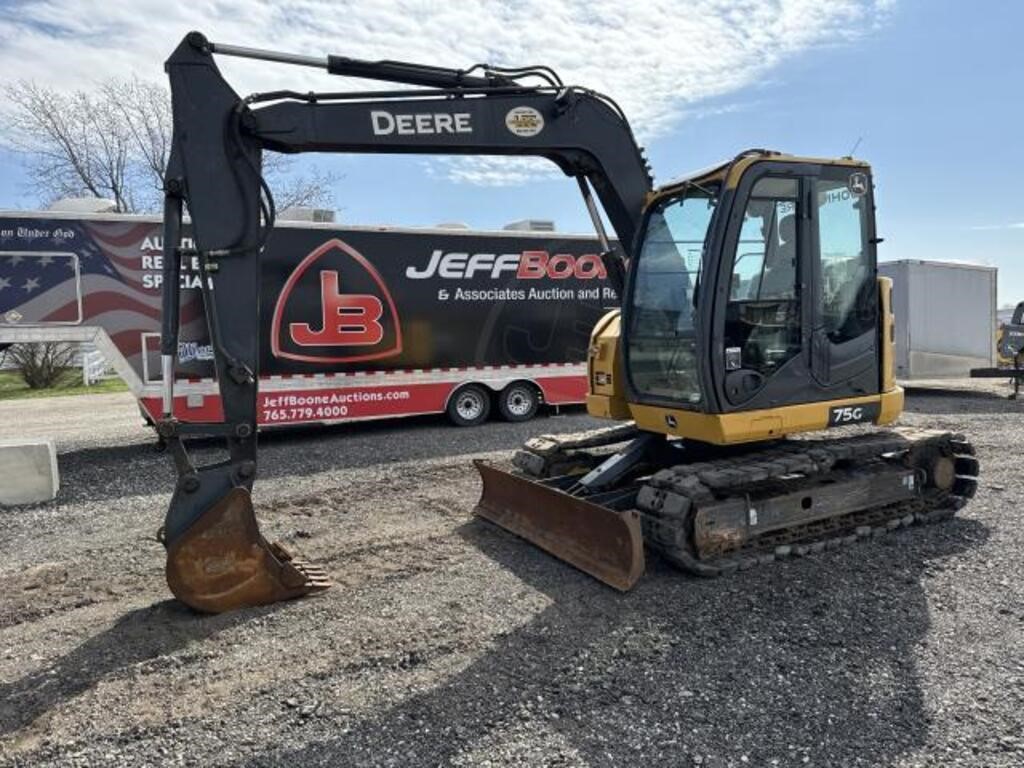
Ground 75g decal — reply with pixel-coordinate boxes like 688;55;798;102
828;402;880;427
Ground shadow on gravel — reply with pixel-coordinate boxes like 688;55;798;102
903;386;1010;399
904;388;1021;415
0;600;263;737
237;516;989;768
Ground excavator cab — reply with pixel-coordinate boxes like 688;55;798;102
607;154;901;440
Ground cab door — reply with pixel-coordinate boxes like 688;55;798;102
709;160;879;413
714;165;811;410
808;166;879;397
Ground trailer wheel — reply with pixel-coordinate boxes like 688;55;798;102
447;384;491;427
498;382;540;422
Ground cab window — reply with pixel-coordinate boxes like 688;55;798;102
724;177;802;377
627;187;716;404
730;178;798;302
817;174;874;343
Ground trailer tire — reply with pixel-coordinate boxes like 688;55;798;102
447;384;491;427
498;382;540;422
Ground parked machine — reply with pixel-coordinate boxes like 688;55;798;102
971;299;1024;397
158;33;978;612
996;302;1024;368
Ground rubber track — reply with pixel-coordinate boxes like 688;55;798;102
636;429;979;576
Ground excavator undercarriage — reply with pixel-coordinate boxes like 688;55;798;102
475;425;978;588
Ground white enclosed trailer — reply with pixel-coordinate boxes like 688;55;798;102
879;259;997;379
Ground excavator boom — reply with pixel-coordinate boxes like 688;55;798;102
158;32;653;612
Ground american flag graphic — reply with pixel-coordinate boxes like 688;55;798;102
0;218;208;376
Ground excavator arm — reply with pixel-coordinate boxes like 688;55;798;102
158;32;653;612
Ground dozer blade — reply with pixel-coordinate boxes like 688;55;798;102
473;460;645;591
165;487;330;614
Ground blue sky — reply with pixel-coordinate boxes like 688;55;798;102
0;1;1021;302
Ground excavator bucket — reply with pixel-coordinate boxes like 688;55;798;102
473;460;645;591
165;488;330;614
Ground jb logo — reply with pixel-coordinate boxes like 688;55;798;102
271;238;403;364
290;271;384;347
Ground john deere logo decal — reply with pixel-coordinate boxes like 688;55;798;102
848;172;868;197
505;106;544;137
271;238;403;364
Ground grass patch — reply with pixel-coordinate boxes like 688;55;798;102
0;370;129;401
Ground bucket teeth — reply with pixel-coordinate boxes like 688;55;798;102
290;557;332;589
269;540;296;561
265;541;330;588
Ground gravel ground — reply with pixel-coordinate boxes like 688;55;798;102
0;384;1022;767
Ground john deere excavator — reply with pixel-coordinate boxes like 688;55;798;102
158;32;978;612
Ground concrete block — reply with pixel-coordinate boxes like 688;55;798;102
0;438;59;505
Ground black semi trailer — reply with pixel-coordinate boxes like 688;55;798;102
0;211;616;426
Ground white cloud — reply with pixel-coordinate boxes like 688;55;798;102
0;0;894;185
969;222;1024;231
425;157;562;187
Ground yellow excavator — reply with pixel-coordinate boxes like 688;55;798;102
157;33;978;612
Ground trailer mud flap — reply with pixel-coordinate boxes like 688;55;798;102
473;460;645;591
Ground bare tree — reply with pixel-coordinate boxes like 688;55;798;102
101;78;172;210
4;342;78;389
2;78;336;214
4;82;136;211
268;164;338;212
